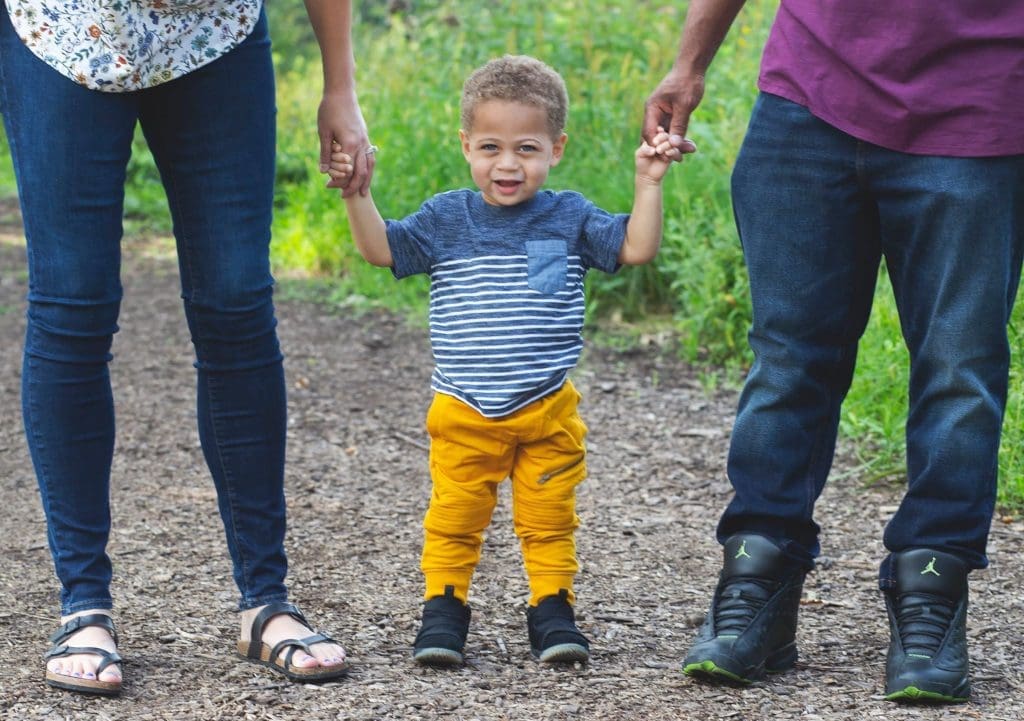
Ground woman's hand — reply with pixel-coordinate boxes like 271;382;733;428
317;89;374;197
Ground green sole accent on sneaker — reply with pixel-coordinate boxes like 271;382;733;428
885;686;969;703
682;660;752;684
537;643;589;664
413;647;463;667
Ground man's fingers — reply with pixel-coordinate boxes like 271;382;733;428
667;111;691;148
641;101;668;145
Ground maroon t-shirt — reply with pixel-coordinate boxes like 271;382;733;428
758;0;1024;157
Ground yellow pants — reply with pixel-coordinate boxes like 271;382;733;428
421;381;588;607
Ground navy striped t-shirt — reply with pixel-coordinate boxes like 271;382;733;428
385;189;627;418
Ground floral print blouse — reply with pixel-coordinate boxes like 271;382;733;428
4;1;262;92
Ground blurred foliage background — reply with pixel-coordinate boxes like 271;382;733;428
0;0;1020;509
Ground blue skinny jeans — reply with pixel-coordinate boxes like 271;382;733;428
0;9;290;614
720;93;1024;579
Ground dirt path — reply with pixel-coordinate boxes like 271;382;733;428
1;225;1022;720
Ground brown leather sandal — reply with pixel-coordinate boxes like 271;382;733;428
237;601;349;682
44;614;123;696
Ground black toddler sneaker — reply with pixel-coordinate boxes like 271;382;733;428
413;585;471;666
884;548;970;702
527;589;590;663
682;533;805;683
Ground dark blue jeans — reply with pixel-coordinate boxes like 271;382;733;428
720;93;1024;578
0;10;290;614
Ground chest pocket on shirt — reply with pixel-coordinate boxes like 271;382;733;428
526;240;568;294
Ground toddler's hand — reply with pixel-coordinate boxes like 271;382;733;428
329;141;354;185
636;127;685;183
651;126;684;161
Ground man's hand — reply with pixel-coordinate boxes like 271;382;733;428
643;67;702;158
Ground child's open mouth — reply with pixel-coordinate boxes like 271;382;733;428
494;179;522;194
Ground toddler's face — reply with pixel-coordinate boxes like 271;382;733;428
460;100;566;207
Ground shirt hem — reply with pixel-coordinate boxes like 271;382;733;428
432;377;568;419
757;83;1024;159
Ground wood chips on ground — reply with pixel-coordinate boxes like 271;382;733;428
1;214;1021;720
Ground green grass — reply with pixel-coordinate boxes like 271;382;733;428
839;274;910;488
1003;323;1024;510
842;272;1024;512
0;0;1021;511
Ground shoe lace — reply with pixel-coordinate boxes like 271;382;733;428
714;576;779;636
895;592;955;657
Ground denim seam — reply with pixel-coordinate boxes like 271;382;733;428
158;125;203;311
23;363;60;588
203;370;254;600
800;389;832;531
238;591;289;613
64;598;115;614
24;361;115;614
854;140;870;191
0;34;7;115
0;27;15;144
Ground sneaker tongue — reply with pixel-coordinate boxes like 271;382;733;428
721;534;793;579
894;549;967;599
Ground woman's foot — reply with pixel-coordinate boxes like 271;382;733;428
45;610;122;689
239;604;347;671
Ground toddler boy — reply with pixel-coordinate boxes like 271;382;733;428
332;54;680;665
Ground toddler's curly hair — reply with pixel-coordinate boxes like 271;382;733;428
461;55;568;139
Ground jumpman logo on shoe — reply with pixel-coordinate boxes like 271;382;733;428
735;540;752;559
921;557;941;576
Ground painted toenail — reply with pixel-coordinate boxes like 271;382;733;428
85;672;95;678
